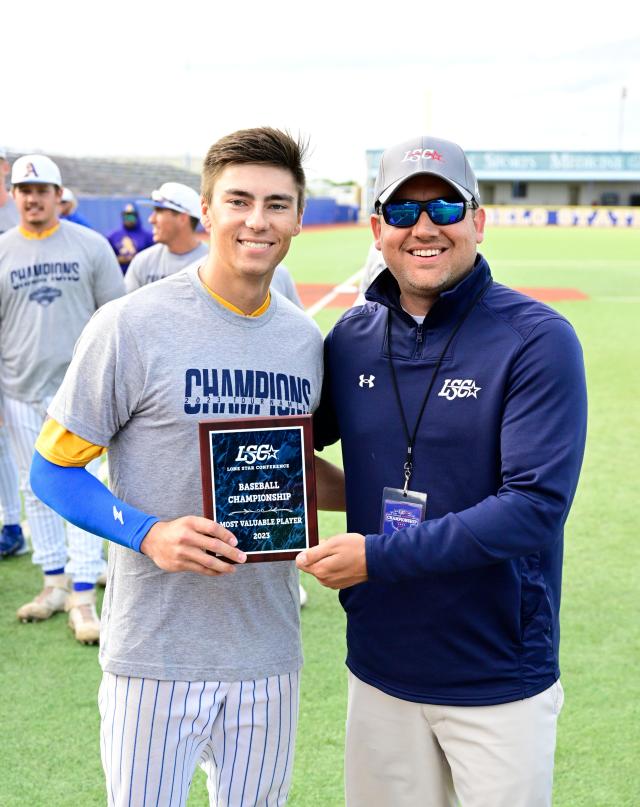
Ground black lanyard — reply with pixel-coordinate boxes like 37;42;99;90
387;279;492;493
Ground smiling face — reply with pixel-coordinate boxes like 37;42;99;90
201;163;302;287
371;174;485;315
12;183;62;232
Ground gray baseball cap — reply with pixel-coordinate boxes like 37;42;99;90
374;135;480;207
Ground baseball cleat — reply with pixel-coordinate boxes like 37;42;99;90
0;524;26;557
67;589;101;645
16;574;70;622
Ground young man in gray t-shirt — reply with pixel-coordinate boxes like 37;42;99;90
0;153;125;644
32;128;343;806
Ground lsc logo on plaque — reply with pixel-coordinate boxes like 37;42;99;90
199;415;318;562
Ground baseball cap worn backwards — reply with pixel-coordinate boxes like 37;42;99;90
148;182;201;219
11;154;62;187
374;136;480;207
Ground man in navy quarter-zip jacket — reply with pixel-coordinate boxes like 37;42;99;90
297;135;587;807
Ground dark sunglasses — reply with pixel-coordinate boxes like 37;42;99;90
153;195;190;213
379;198;478;228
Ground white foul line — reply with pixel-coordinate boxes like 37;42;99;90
305;268;364;317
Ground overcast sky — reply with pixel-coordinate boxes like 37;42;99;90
2;0;638;183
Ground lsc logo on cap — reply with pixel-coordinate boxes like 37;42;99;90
401;149;444;164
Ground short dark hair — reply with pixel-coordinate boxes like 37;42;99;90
201;127;307;211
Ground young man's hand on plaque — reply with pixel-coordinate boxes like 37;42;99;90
141;516;247;575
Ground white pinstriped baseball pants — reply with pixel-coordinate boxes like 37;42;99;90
0;422;22;524
99;671;299;807
3;394;105;582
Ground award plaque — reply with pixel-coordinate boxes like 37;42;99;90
199;415;318;562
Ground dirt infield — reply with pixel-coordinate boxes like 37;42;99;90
515;287;589;302
298;283;588;309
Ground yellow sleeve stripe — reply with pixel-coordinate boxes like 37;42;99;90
35;418;107;467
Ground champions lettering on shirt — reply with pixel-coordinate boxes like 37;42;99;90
184;368;312;416
10;261;81;289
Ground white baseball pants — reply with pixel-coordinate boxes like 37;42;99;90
3;394;105;582
0;422;21;524
345;671;564;807
99;671;299;807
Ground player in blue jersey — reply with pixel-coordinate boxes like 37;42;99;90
298;135;587;807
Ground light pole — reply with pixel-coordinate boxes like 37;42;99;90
618;86;627;151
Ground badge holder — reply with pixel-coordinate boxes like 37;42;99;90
380;487;427;535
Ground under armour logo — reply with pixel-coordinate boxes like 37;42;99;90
113;505;124;525
358;374;375;388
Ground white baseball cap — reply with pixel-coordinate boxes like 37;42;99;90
0;147;7;160
147;182;201;219
61;187;76;203
11;154;62;187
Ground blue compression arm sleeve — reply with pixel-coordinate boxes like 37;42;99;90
30;451;159;552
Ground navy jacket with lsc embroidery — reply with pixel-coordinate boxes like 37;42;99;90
314;256;587;706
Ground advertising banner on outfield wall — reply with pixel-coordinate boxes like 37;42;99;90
484;206;640;227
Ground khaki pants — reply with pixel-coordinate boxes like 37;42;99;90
345;671;564;807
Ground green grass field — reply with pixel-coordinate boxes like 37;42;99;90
1;225;638;806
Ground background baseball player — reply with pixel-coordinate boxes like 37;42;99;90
0;147;19;235
0;147;25;557
58;186;92;228
0;154;125;642
31;127;343;805
124;181;208;291
107;202;153;274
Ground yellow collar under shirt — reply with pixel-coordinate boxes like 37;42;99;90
199;275;271;318
19;223;60;240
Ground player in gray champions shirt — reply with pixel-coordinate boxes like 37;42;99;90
32;128;345;806
124;181;209;292
0;154;125;643
50;265;323;680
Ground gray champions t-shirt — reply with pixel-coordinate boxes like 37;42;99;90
0;220;125;402
124;241;209;292
49;264;324;681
